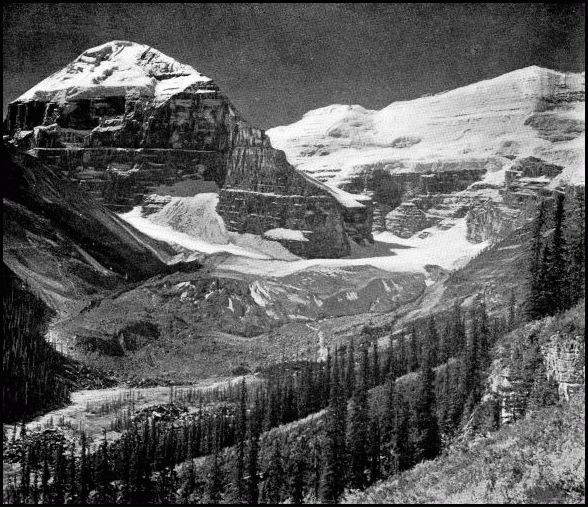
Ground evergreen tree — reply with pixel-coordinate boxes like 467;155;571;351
204;444;224;504
19;443;31;503
438;322;452;364
261;441;284;504
550;192;567;313
79;432;89;504
368;416;381;484
539;242;556;315
408;326;419;372
381;373;397;474
96;430;114;503
394;390;412;473
426;317;439;367
288;440;307;504
32;462;40;504
397;335;407;376
413;345;440;463
320;350;347;503
372;340;380;387
246;396;261;504
40;445;50;503
67;443;77;503
322;351;332;408
459;310;482;421
346;338;356;399
525;201;548;321
448;302;466;359
477;298;490;369
566;190;585;306
231;377;248;503
348;348;370;490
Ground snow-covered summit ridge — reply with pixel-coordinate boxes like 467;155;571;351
14;40;213;104
267;65;585;186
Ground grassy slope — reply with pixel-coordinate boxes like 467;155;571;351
344;391;585;504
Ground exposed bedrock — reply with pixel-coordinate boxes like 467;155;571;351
217;146;352;258
466;201;526;243
340;164;489;208
338;163;488;238
5;44;373;258
28;147;227;212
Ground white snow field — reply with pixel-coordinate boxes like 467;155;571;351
214;217;489;278
119;191;487;278
267;66;585;187
14;40;212;105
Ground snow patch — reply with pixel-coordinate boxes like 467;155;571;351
264;228;310;242
250;281;272;307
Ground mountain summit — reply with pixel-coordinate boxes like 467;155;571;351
14;40;212;104
267;65;585;188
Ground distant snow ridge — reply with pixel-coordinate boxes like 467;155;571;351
267;66;585;187
16;40;212;104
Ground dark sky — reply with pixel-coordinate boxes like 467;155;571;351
3;3;585;129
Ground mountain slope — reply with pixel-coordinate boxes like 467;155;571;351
2;144;182;315
268;66;584;253
5;40;372;258
343;391;584;504
268;66;585;188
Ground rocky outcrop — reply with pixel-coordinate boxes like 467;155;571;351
340;165;488;208
542;335;585;400
5;41;372;258
385;201;439;238
466;201;525;243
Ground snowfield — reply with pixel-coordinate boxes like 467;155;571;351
118;193;487;278
14;40;212;105
267;66;585;187
214;217;488;278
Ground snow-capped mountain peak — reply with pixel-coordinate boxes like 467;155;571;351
14;40;212;104
267;65;585;187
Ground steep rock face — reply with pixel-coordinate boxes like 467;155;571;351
465;156;566;243
5;41;372;257
385;201;438;238
542;336;585;400
217;144;351;257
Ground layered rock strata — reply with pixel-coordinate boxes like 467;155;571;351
5;41;373;257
